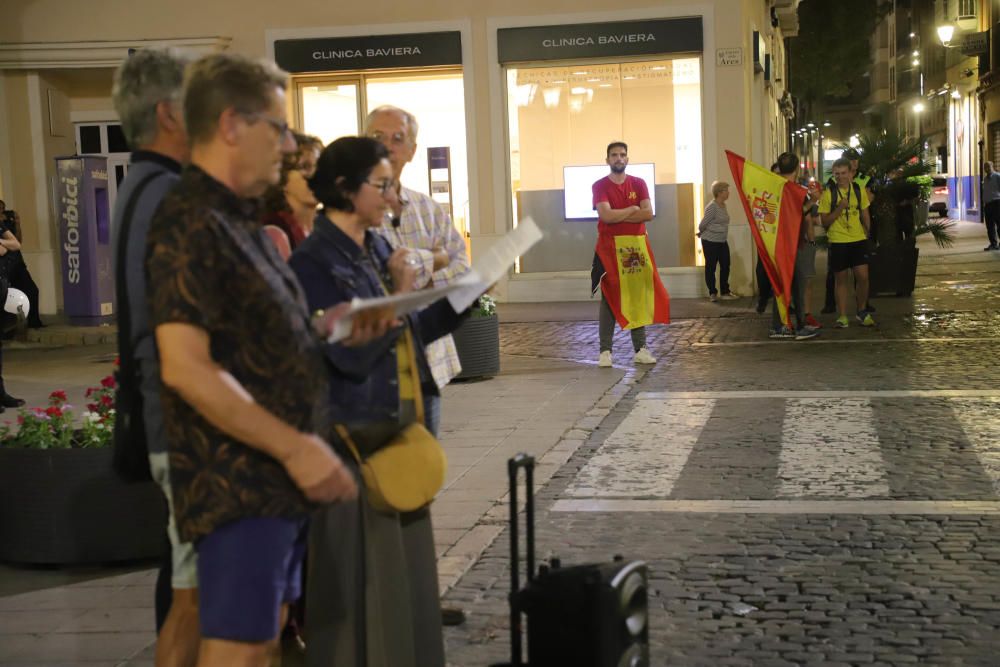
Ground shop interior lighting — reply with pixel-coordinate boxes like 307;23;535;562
913;102;925;113
823;121;831;127
952;90;962;99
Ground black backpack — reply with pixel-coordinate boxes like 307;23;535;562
112;171;166;483
827;178;862;211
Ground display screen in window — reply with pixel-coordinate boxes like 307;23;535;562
562;163;656;220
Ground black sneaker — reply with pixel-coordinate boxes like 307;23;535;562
1;394;25;408
442;607;466;626
987;245;1000;251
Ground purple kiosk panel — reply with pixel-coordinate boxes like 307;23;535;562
55;156;114;325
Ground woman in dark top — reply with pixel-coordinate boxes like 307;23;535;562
289;137;467;667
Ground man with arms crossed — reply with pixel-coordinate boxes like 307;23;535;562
111;48;199;667
146;53;357;666
819;157;875;328
592;142;659;368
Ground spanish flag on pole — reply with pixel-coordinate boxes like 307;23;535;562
592;232;671;330
726;150;806;328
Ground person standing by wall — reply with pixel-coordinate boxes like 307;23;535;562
982;161;1000;251
698;181;737;302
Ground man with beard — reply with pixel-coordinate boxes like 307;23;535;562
591;141;669;367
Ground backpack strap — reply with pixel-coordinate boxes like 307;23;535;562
115;170;168;362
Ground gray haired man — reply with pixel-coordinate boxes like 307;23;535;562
111;47;199;667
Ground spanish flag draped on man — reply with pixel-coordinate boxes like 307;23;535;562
590;142;671;336
725;150;807;327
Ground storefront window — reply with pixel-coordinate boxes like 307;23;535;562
296;69;470;238
506;57;704;273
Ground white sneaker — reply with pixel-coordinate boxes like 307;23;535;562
598;350;613;367
719;292;739;300
633;347;657;365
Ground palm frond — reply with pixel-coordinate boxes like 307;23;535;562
915;219;957;248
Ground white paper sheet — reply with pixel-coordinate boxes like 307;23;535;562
446;217;544;313
326;217;544;342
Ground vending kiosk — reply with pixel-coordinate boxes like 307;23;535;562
55;156;114;324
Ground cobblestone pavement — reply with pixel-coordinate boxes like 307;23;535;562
443;243;1000;666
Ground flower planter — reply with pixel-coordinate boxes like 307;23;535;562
452;314;500;380
0;447;165;564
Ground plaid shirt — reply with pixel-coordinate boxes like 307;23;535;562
374;187;471;389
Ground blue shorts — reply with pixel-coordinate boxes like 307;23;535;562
196;516;307;642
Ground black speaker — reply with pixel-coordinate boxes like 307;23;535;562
494;454;650;667
521;557;649;667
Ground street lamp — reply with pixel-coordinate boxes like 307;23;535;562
937;24;955;46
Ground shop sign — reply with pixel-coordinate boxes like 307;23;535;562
716;47;742;66
961;31;988;57
274;31;462;73
498;17;702;63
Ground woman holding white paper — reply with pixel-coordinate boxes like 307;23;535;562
289;136;470;667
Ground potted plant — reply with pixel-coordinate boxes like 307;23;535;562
0;372;165;565
840;131;956;296
452;294;500;380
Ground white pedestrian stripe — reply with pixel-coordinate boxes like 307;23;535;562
565;398;715;498
952;397;1000;495
776;398;889;498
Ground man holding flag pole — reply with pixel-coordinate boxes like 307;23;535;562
727;150;818;340
591;141;670;368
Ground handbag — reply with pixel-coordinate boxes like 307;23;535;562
334;330;446;513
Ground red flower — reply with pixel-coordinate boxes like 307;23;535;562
45;406;62;418
16;416;23;425
85;387;95;398
49;390;68;403
87;403;99;412
114;356;121;367
99;394;114;407
100;375;116;389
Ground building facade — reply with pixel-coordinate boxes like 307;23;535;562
0;0;800;315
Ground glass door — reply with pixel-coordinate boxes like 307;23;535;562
295;68;470;239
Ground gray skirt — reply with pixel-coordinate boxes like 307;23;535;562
304;487;445;667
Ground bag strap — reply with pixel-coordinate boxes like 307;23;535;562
400;328;425;425
115;170;168;375
334;329;426;465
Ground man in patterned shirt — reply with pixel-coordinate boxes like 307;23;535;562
366;105;471;436
147;53;358;664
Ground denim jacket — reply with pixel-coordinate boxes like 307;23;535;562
289;215;466;427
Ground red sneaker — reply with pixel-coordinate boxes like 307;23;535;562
805;313;822;329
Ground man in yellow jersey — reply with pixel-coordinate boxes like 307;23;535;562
818;158;875;328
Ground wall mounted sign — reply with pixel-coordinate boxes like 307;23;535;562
274;31;462;73
497;17;702;63
716;47;742;66
961;31;988;57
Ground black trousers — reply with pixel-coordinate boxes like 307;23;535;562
986;200;1000;247
702;240;730;295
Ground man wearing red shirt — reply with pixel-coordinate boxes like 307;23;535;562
591;141;659;367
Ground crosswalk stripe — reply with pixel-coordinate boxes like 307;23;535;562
564;398;715;498
552;499;1000;514
952;397;1000;496
638;390;1000;399
777;398;889;498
